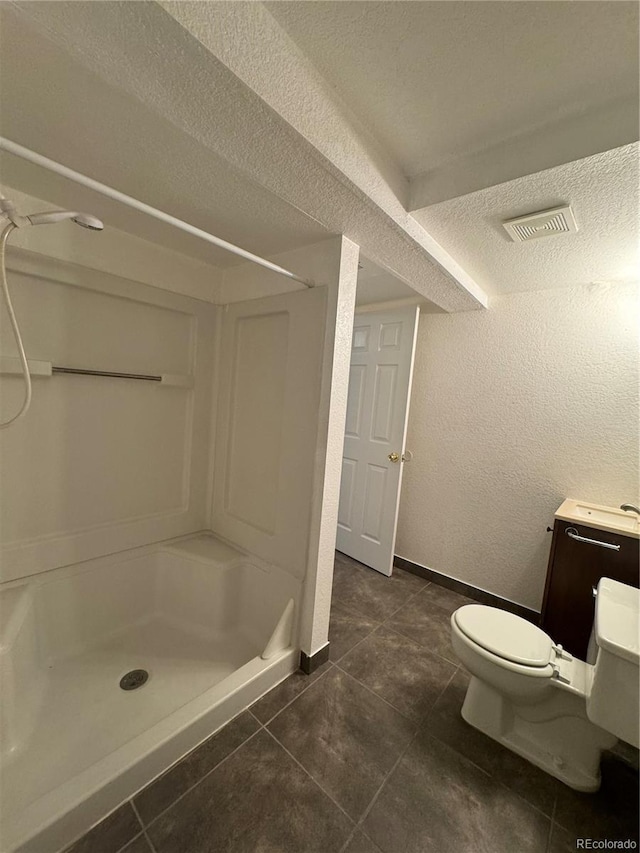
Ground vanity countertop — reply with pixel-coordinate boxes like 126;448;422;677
555;499;640;540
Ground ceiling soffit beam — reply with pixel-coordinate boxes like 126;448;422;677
409;96;639;210
12;1;487;312
160;1;487;310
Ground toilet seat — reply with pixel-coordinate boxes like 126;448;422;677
453;605;553;668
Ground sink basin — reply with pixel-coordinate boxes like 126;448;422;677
555;499;640;538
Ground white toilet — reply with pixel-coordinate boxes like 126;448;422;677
450;577;639;791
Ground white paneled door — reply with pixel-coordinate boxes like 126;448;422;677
336;306;420;575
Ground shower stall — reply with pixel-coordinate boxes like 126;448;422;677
0;181;358;851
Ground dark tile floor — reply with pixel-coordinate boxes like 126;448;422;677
68;553;639;853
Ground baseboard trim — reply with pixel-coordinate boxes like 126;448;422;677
300;643;330;675
394;555;540;623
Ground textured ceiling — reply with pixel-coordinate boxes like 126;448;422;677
267;1;639;178
1;1;636;306
0;2;485;310
411;144;640;297
0;5;330;268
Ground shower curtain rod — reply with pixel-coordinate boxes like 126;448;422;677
0;137;315;289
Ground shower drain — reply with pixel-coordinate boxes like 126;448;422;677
119;669;149;691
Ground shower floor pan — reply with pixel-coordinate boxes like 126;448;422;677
0;533;299;853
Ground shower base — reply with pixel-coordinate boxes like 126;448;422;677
0;533;299;853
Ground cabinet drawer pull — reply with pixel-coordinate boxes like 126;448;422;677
565;527;620;551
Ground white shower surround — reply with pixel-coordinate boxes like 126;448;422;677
0;222;358;852
0;533;300;853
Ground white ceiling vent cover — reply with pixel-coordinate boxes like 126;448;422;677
502;205;578;243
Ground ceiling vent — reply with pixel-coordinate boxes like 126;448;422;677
502;205;578;243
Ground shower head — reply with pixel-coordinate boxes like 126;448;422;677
72;213;103;231
26;210;104;231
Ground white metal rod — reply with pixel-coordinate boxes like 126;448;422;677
0;137;315;288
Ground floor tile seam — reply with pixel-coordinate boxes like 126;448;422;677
430;737;557;821
331;592;383;618
96;801;145;853
127;704;258;808
418;720;558;821
378;583;431;624
350;724;421;846
263;726;358;830
549;788;596;837
247;707;264;726
414;581;475;610
142;829;158;853
129;798;145;834
333;661;420;726
420;658;462;728
379;621;459;667
547;794;562;847
111;827;147;853
331;618;384;664
332;594;385;623
252;662;335;725
136;724;264;832
129;800;158;853
424;664;459;714
544;816;554;853
337;827;359;853
549;812;572;835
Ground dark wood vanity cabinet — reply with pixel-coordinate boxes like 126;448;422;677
541;520;639;660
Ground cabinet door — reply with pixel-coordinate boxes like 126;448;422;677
541;521;640;659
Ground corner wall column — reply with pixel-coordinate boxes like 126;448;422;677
299;236;359;662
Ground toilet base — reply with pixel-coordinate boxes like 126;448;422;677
461;675;617;792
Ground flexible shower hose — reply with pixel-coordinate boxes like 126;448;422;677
0;220;32;428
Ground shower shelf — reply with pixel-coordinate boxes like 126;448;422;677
0;356;193;387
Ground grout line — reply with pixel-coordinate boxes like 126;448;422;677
332;562;557;821
140;726;264;832
348;724;421;850
129;799;145;834
420;718;558;822
332;583;433;668
140;665;338;836
331;620;381;665
247;707;264;725
338;828;358;853
379;620;460;668
336;606;559;827
333;661;419;726
125;703;258;806
252;662;335;725
351;610;460;670
545;791;559;853
382;582;431;622
425;664;459;714
112;828;147;853
264;727;357;829
129;801;158;853
142;828;158;853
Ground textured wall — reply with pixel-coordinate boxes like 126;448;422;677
396;282;639;610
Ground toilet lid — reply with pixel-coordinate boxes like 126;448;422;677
454;605;553;667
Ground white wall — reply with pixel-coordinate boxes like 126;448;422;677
211;286;327;577
396;282;639;611
214;237;359;656
1;185;222;302
0;248;217;583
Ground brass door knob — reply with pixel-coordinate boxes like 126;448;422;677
388;452;400;463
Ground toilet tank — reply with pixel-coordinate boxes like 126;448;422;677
586;578;639;748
